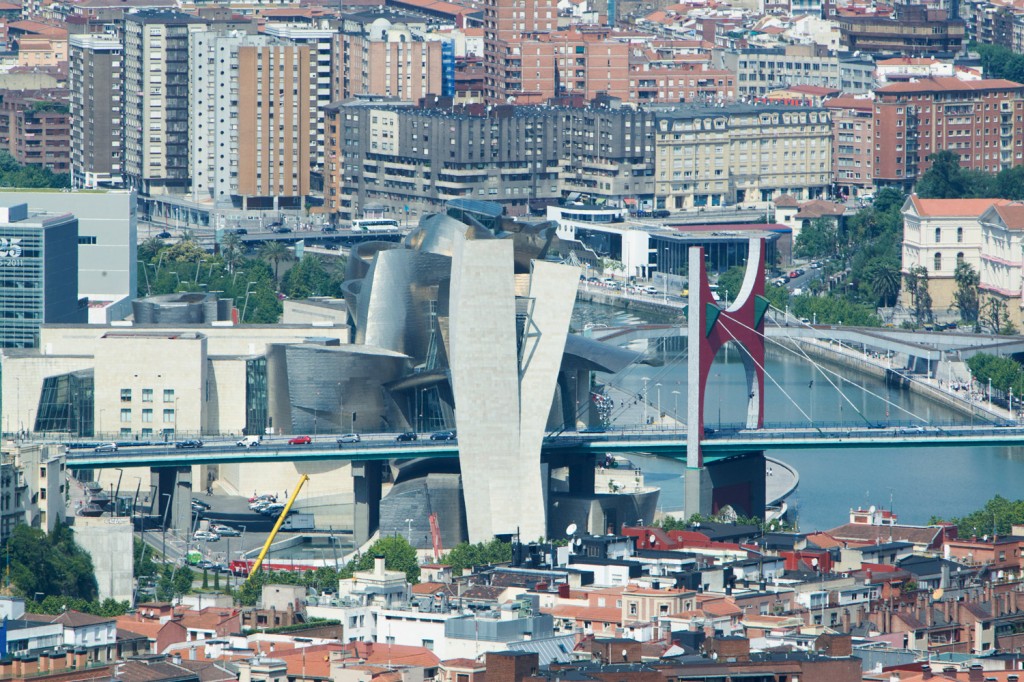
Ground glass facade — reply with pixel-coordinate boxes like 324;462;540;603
651;231;781;278
245;357;268;436
33;369;94;436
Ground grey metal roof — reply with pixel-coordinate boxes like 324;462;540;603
506;634;578;665
564;334;643;373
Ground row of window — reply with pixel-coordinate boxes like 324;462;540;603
120;388;175;403
120;408;175;423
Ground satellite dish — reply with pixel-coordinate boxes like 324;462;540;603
983;534;989;542
811;557;819;567
566;523;578;537
933;588;944;601
869;505;876;514
574;538;583;547
649;534;657;544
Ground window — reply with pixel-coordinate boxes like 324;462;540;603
957;252;965;266
120;388;132;402
628;602;638;616
935;228;941;243
957;227;964;243
78;236;97;245
422;639;434;651
142;409;153;423
120;409;131;423
934;252;942;271
163;409;175;423
163;389;175;403
142;389;153;403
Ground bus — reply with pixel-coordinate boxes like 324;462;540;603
352;218;400;232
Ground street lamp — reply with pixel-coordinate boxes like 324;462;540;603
655;383;662;426
161;493;172;562
241;281;259;322
672;390;680;423
404;518;413;545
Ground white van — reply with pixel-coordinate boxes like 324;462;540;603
236;435;261;447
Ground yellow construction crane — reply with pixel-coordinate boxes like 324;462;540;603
244;473;310;582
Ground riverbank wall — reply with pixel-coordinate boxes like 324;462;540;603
576;289;685;320
771;337;1005;423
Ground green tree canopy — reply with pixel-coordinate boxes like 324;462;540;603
439;539;512;575
0;151;69;188
952;262;981;324
967;352;1024;396
353;536;420;583
3;522;98;601
930;495;1024;536
794;218;838;260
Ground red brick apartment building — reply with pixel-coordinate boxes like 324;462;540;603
873;77;1024;187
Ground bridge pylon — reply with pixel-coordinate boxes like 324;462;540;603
684;238;769;518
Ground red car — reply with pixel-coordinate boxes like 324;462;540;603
288;435;312;445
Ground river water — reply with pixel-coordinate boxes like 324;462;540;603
572;302;1024;532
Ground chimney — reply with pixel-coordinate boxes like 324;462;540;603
51;651;66;672
922;666;933;680
944;667;959;679
842;608;851;632
12;656;22;678
172;654;182;665
926;603;934;627
74;648;88;669
375;555;386;577
970;665;984;682
65;651;75;669
890;672;901;682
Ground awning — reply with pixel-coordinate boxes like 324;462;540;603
623;198;637;206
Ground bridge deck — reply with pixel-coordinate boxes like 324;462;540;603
60;423;1024;469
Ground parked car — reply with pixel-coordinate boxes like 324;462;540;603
175;439;203;449
429;430;456;441
788;270;799;279
337;433;361;444
260;503;286;516
288;435;312;445
643;286;659;295
652;209;671;218
234;228;248;235
156;231;172;239
322;226;338;233
396;432;418;442
93;442;117;453
191;498;211;510
193;530;220;542
211;524;241;536
275;226;293;234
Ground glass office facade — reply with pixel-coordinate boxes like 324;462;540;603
245;357;268;436
34;369;94;436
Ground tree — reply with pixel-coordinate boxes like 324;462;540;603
156;565;195;602
952;262;981;324
134;539;158;582
260;241;292;281
439;539;513;575
914;151;995;199
904;266;932;325
3;522;99;601
794;218;838;260
981;296;1015;335
352;535;420;583
864;259;901;308
281;255;342;300
716;266;746;303
931;495;1024;536
0;151;70;188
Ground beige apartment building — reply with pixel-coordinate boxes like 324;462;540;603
653;103;832;211
235;43;317;208
333;29;445;102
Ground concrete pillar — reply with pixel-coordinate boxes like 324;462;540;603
153;467;192;531
685;452;765;519
568;455;596;495
352;460;382;545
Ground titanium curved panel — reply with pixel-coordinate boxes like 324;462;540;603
356;249;451;363
282;344;409;434
346;241;401;283
405;213;493;258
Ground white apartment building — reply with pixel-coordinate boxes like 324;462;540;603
901;195;1011;311
979;202;1024;328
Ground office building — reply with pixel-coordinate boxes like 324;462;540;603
123;10;201;196
873;77;1024;186
189;31;317;209
712;45;874;96
653;104;832;210
0;203;85;349
0;190;137;312
69;33;123;189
